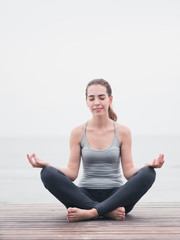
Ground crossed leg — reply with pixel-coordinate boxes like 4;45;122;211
41;166;156;222
66;167;155;221
41;166;101;222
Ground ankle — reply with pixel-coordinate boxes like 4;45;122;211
90;208;98;218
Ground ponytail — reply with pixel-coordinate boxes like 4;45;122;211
108;106;117;122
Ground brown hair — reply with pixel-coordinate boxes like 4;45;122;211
85;79;117;122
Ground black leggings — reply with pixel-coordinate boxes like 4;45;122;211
41;166;156;216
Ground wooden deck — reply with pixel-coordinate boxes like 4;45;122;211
0;202;180;240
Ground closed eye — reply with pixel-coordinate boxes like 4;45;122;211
89;97;105;101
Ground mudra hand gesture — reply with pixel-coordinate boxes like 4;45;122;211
27;153;49;168
145;153;165;168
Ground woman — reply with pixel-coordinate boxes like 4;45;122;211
27;79;165;222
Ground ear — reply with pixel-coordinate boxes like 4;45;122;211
109;95;113;106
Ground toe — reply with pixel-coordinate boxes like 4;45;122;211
67;207;74;214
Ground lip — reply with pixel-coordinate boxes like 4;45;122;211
93;108;103;111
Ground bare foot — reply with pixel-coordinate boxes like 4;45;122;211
104;207;125;221
66;207;98;222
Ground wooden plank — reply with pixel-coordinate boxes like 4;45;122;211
0;203;180;240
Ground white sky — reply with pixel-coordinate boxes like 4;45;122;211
0;0;180;137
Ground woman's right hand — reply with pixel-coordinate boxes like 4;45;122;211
27;153;50;168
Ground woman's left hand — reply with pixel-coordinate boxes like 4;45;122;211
145;153;165;168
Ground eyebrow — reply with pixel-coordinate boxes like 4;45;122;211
88;94;106;98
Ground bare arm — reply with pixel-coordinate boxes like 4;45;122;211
56;127;82;181
27;126;83;181
120;126;138;179
118;125;165;180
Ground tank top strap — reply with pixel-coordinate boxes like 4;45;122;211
113;121;118;136
83;121;88;135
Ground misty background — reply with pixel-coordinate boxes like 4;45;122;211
0;0;180;204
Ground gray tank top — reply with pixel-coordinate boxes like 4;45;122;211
79;121;124;189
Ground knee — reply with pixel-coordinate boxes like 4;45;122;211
41;166;55;184
41;166;65;185
140;166;156;186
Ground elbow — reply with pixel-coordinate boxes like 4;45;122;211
69;177;75;181
124;174;130;180
66;167;79;181
123;167;138;180
123;169;134;180
69;174;78;182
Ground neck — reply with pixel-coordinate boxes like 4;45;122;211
90;115;113;128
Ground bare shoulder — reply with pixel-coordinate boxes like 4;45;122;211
115;123;132;143
70;123;85;144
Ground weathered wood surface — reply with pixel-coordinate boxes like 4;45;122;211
0;202;180;240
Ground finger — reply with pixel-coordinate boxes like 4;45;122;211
157;155;165;167
34;156;41;164
156;158;162;167
27;154;32;162
27;154;37;167
153;159;156;165
27;154;32;164
28;156;35;166
153;158;159;168
29;153;35;159
160;153;164;160
157;161;163;168
33;154;41;164
160;158;165;167
34;155;38;161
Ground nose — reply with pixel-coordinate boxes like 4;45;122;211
94;98;100;105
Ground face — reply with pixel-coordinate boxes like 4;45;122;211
86;84;113;116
